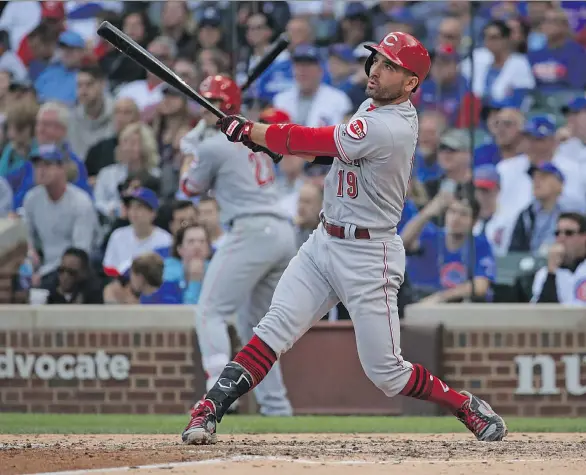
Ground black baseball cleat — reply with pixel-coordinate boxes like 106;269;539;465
455;391;508;441
182;400;217;445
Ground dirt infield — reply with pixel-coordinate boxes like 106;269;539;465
1;433;585;475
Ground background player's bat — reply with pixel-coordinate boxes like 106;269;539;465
96;21;283;164
240;33;289;92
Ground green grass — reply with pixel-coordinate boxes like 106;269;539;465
1;413;585;435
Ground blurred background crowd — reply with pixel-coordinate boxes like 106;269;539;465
1;0;586;311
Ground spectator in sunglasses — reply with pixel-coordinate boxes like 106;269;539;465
531;212;586;305
47;248;103;304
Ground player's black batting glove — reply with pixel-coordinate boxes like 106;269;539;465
217;115;253;143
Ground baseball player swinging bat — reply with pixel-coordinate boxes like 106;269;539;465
182;31;509;445
96;21;283;164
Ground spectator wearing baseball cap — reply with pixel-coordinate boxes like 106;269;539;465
327;43;357;95
497;114;586;229
558;97;586;162
102;187;172;279
34;30;86;106
273;44;352;128
23;144;100;290
413;44;480;128
508;162;571;255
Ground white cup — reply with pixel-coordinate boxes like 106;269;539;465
29;288;49;305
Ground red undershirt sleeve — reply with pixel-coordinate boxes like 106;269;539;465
265;124;338;157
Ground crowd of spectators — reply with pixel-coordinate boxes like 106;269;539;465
1;1;586;309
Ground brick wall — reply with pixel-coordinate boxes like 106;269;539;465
443;330;586;417
0;330;203;414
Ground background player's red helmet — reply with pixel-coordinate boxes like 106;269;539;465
364;32;431;85
198;75;241;114
258;107;291;124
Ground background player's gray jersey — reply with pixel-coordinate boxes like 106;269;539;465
323;99;418;232
183;131;288;225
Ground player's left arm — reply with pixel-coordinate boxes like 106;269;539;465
179;142;219;197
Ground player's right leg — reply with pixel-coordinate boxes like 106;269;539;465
182;231;339;444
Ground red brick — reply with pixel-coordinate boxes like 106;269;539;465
108;391;123;402
88;333;97;347
99;333;109;346
77;391;105;401
495;366;511;375
32;334;41;347
137;352;151;362
10;331;18;346
470;333;478;346
30;404;47;412
127;391;157;401
135;378;151;388
67;333;75;347
487;379;517;389
482;333;490;347
81;405;98;414
180;365;194;375
444;352;466;362
2;379;28;388
131;365;157;375
578;333;585;347
156;333;164;347
22;391;54;401
0;332;6;346
111;333;119;346
461;366;491;375
517;333;526;347
102;404;132;414
78;333;86;346
178;333;188;346
492;405;517;415
102;379;130;387
162;392;177;402
82;380;97;388
577;406;586;416
495;393;510;402
20;333;30;347
161;366;176;376
487;352;515;362
469;352;483;362
121;334;130;346
523;404;538;416
155;379;186;389
444;379;466;388
144;334;152;347
0;404;27;412
169;333;176;346
154;404;184;414
4;392;20;402
443;364;458;375
539;405;572;416
48;404;81;413
530;333;538;346
156;352;187;362
43;333;52;347
565;332;574;347
135;404;150;414
57;392;73;401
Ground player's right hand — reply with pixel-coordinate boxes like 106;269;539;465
547;243;565;272
217;115;253;143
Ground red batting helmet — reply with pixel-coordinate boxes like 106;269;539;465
364;32;431;85
198;75;241;114
258;107;291;124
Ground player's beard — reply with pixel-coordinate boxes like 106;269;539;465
365;82;403;103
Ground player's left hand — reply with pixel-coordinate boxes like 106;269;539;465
217;115;253;143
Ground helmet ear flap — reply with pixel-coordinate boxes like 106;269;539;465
364;52;374;77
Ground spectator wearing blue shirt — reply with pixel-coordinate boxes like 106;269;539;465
529;8;586;93
9;102;91;209
327;44;356;96
473;107;526;167
34;30;86;107
414;44;478;128
128;252;182;305
0;100;37;178
163;224;213;305
414;110;447;183
401;190;496;303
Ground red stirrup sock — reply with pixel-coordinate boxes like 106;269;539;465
233;335;277;389
400;363;468;413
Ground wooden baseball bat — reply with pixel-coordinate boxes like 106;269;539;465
96;21;283;164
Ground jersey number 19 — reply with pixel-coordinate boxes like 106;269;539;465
248;152;276;187
336;170;358;199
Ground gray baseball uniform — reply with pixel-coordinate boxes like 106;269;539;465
255;99;418;397
182;130;295;416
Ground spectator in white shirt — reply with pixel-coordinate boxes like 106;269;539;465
461;20;535;104
497;115;586;220
102;187;172;277
115;36;177;112
558;97;586;163
273;44;352;127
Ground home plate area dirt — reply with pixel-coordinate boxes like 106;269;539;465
1;434;585;475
